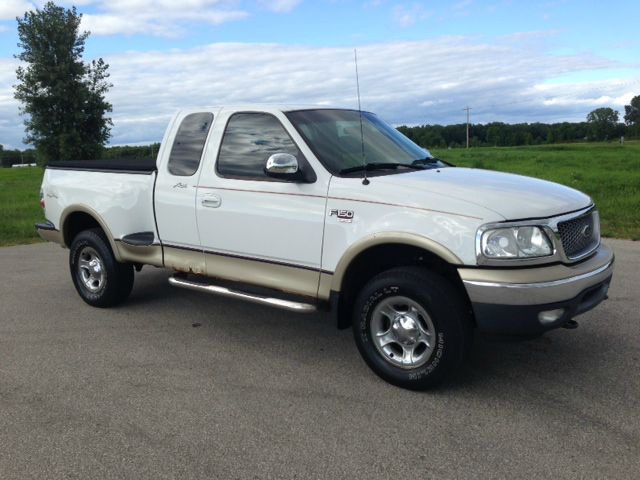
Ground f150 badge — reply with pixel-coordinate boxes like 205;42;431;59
329;209;354;223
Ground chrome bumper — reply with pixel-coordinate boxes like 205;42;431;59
459;243;614;306
35;221;63;244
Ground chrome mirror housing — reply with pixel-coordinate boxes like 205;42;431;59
265;153;298;175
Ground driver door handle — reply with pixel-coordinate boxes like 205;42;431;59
201;194;222;208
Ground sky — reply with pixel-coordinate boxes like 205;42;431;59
0;0;639;149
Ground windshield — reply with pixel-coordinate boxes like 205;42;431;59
286;109;445;175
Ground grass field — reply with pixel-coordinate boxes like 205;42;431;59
432;141;640;240
0;167;44;246
0;141;638;246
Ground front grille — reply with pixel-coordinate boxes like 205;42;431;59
557;210;599;259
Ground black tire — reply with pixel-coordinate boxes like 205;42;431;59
69;228;134;308
352;267;472;390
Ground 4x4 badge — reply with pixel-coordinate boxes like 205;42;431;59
329;209;354;223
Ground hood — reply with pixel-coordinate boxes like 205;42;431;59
375;167;592;221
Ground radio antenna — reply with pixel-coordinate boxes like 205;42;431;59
354;49;369;185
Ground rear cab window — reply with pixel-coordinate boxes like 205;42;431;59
167;112;214;176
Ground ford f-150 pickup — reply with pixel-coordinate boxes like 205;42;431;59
36;106;614;389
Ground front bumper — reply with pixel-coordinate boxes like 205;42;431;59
458;243;614;335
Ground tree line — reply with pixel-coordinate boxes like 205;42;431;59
398;103;640;149
0;144;161;167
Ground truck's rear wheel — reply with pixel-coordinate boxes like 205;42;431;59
352;267;472;390
69;228;134;307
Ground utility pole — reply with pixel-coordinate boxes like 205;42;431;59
463;106;471;148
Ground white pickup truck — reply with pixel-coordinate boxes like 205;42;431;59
37;106;614;389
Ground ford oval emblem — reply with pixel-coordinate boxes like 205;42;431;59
581;224;592;238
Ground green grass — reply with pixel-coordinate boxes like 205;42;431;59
0;167;44;246
0;141;639;246
432;141;640;240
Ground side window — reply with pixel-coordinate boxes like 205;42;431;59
217;112;303;179
167;112;213;176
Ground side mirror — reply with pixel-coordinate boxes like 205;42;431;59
265;153;299;175
264;152;316;183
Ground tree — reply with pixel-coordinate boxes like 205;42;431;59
624;95;640;138
624;95;640;125
14;2;112;164
586;107;619;141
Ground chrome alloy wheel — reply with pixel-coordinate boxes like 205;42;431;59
77;246;105;293
370;296;436;369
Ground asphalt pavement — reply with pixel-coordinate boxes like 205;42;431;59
1;239;639;479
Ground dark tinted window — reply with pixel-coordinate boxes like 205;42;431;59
217;113;302;179
168;112;213;176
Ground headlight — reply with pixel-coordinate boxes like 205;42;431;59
481;226;552;259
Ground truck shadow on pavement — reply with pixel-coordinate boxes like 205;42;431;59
124;267;622;396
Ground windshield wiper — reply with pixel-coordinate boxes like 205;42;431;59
412;156;454;167
340;162;425;174
412;156;440;165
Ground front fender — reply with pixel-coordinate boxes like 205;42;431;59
329;231;463;292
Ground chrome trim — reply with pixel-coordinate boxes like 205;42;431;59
370;296;436;369
265;153;298;174
462;252;614;306
35;222;63;244
557;209;600;261
464;259;613;290
475;205;599;267
77;246;106;293
168;276;317;313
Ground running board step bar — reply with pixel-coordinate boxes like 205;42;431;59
168;275;317;313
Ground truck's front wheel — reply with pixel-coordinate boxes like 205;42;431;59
69;229;134;308
352;267;472;390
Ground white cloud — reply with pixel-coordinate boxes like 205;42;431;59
77;0;249;37
67;0;300;37
259;0;301;13
0;58;24;149
537;78;640;111
1;0;252;37
393;4;431;27
453;0;474;10
0;0;35;20
1;37;638;148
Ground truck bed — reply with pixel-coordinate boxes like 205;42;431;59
42;166;158;246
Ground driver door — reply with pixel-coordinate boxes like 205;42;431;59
195;110;328;298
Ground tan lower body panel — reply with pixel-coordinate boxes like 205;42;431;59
163;246;207;275
204;251;321;299
318;272;333;301
115;241;164;268
36;227;63;245
116;242;327;300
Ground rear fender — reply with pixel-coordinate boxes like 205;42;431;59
60;205;124;262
